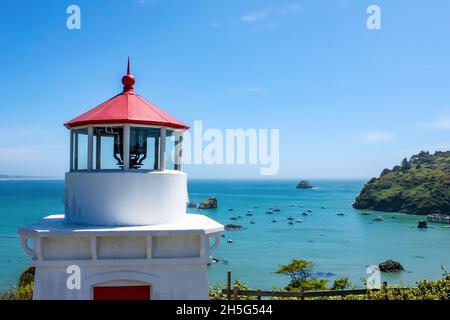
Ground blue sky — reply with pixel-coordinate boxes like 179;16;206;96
1;0;450;179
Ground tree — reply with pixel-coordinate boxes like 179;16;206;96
330;277;352;290
275;259;356;292
276;259;314;284
275;259;329;292
401;158;411;171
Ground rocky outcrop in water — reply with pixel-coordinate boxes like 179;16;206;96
417;221;428;229
199;196;218;209
225;224;243;231
187;202;197;209
379;260;404;273
296;180;313;189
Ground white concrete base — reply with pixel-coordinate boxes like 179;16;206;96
18;214;223;300
33;264;210;300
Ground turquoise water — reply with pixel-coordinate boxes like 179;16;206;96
1;179;450;293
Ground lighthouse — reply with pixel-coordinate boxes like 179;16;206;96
18;60;223;300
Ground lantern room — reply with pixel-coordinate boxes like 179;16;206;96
63;59;191;226
65;59;188;173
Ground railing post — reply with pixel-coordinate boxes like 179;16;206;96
227;271;231;300
257;290;262;301
233;286;238;300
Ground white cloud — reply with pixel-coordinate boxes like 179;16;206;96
278;3;301;15
421;117;450;130
360;132;395;143
241;10;269;23
240;3;301;23
132;0;158;6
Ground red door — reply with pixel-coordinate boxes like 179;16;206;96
93;285;151;300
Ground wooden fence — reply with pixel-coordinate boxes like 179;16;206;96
222;271;377;300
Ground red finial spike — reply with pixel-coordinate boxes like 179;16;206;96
122;57;135;93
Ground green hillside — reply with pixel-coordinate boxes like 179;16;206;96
353;151;450;215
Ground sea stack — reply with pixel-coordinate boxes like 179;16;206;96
199;196;218;209
296;180;314;189
187;202;197;209
417;221;428;229
17;60;223;300
379;260;404;273
225;224;243;231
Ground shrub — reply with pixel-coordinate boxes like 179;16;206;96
209;279;256;300
0;267;34;300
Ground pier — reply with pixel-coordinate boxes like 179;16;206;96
427;214;450;224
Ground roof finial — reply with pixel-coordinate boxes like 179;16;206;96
122;57;135;93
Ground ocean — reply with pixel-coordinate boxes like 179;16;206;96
1;179;449;293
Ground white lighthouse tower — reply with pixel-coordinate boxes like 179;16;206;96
18;60;223;300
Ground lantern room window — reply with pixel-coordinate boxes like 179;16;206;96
93;127;124;170
71;128;88;170
129;127;160;170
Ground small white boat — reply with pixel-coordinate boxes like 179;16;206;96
296;219;303;223
373;216;384;222
227;239;233;244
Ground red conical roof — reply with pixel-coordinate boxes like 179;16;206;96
64;59;189;130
